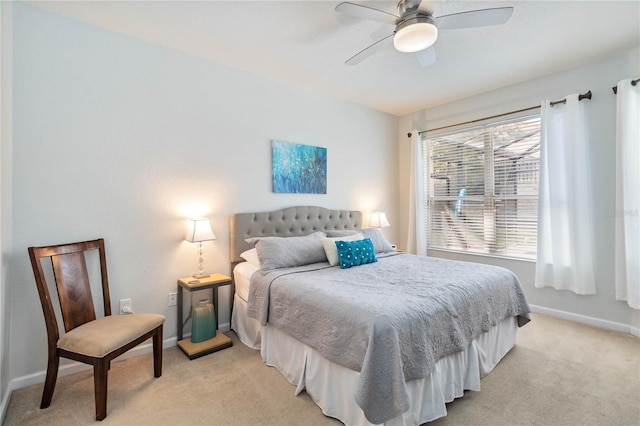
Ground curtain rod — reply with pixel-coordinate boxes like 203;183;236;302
549;90;592;106
411;89;592;137
612;78;639;94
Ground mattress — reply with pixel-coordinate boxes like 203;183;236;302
233;261;256;302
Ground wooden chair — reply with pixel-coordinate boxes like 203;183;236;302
28;238;165;421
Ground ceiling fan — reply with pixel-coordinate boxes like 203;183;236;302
335;0;514;66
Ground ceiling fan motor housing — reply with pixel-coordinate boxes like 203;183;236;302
397;0;422;15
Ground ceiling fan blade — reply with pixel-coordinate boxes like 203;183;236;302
335;2;398;25
346;34;394;65
436;7;514;30
416;46;437;67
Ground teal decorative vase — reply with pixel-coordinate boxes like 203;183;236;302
191;300;216;343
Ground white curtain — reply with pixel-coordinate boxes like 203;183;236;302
535;94;596;294
615;79;640;309
407;130;427;255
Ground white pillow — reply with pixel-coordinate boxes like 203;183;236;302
322;233;364;266
240;248;261;267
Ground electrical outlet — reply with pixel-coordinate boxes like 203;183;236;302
119;298;132;314
168;292;177;307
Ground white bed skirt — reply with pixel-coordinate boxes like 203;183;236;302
233;295;518;425
231;293;262;349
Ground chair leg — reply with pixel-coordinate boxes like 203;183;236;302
93;359;109;421
153;325;163;378
40;352;59;409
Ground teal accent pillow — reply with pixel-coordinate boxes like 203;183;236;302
336;238;378;269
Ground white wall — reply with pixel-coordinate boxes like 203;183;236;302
9;3;398;383
0;0;13;421
399;46;640;333
9;0;636;403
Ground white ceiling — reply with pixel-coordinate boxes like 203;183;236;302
29;0;640;116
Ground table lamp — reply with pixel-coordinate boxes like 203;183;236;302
368;212;391;228
185;218;216;278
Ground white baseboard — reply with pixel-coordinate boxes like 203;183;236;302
529;304;639;336
0;379;13;425
10;336;177;392
8;322;230;393
0;336;175;424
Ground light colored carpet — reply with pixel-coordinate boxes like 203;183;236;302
4;313;639;425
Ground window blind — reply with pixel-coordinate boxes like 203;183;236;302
423;115;540;259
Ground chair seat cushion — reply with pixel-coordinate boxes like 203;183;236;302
58;314;165;358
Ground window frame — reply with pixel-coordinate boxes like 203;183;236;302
422;113;541;261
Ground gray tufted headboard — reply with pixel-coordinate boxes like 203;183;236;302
229;206;362;266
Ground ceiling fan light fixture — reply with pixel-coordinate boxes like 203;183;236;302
393;16;438;53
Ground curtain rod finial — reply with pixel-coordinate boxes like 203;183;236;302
579;90;592;101
407;132;412;138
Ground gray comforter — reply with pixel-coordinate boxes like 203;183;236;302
247;253;530;424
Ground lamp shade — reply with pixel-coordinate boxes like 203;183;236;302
393;16;438;53
369;212;391;228
185;218;216;243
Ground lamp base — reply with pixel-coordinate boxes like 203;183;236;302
192;273;210;279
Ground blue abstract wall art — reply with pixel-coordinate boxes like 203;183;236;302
272;140;327;194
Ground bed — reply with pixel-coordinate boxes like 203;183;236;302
230;206;530;425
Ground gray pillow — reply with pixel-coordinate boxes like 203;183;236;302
325;230;360;238
362;228;394;253
248;231;327;272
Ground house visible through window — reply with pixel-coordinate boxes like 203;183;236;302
423;115;540;260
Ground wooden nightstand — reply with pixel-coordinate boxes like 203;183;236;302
176;273;233;359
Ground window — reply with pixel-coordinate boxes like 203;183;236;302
423;115;540;259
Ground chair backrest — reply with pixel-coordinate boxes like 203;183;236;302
29;239;112;342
